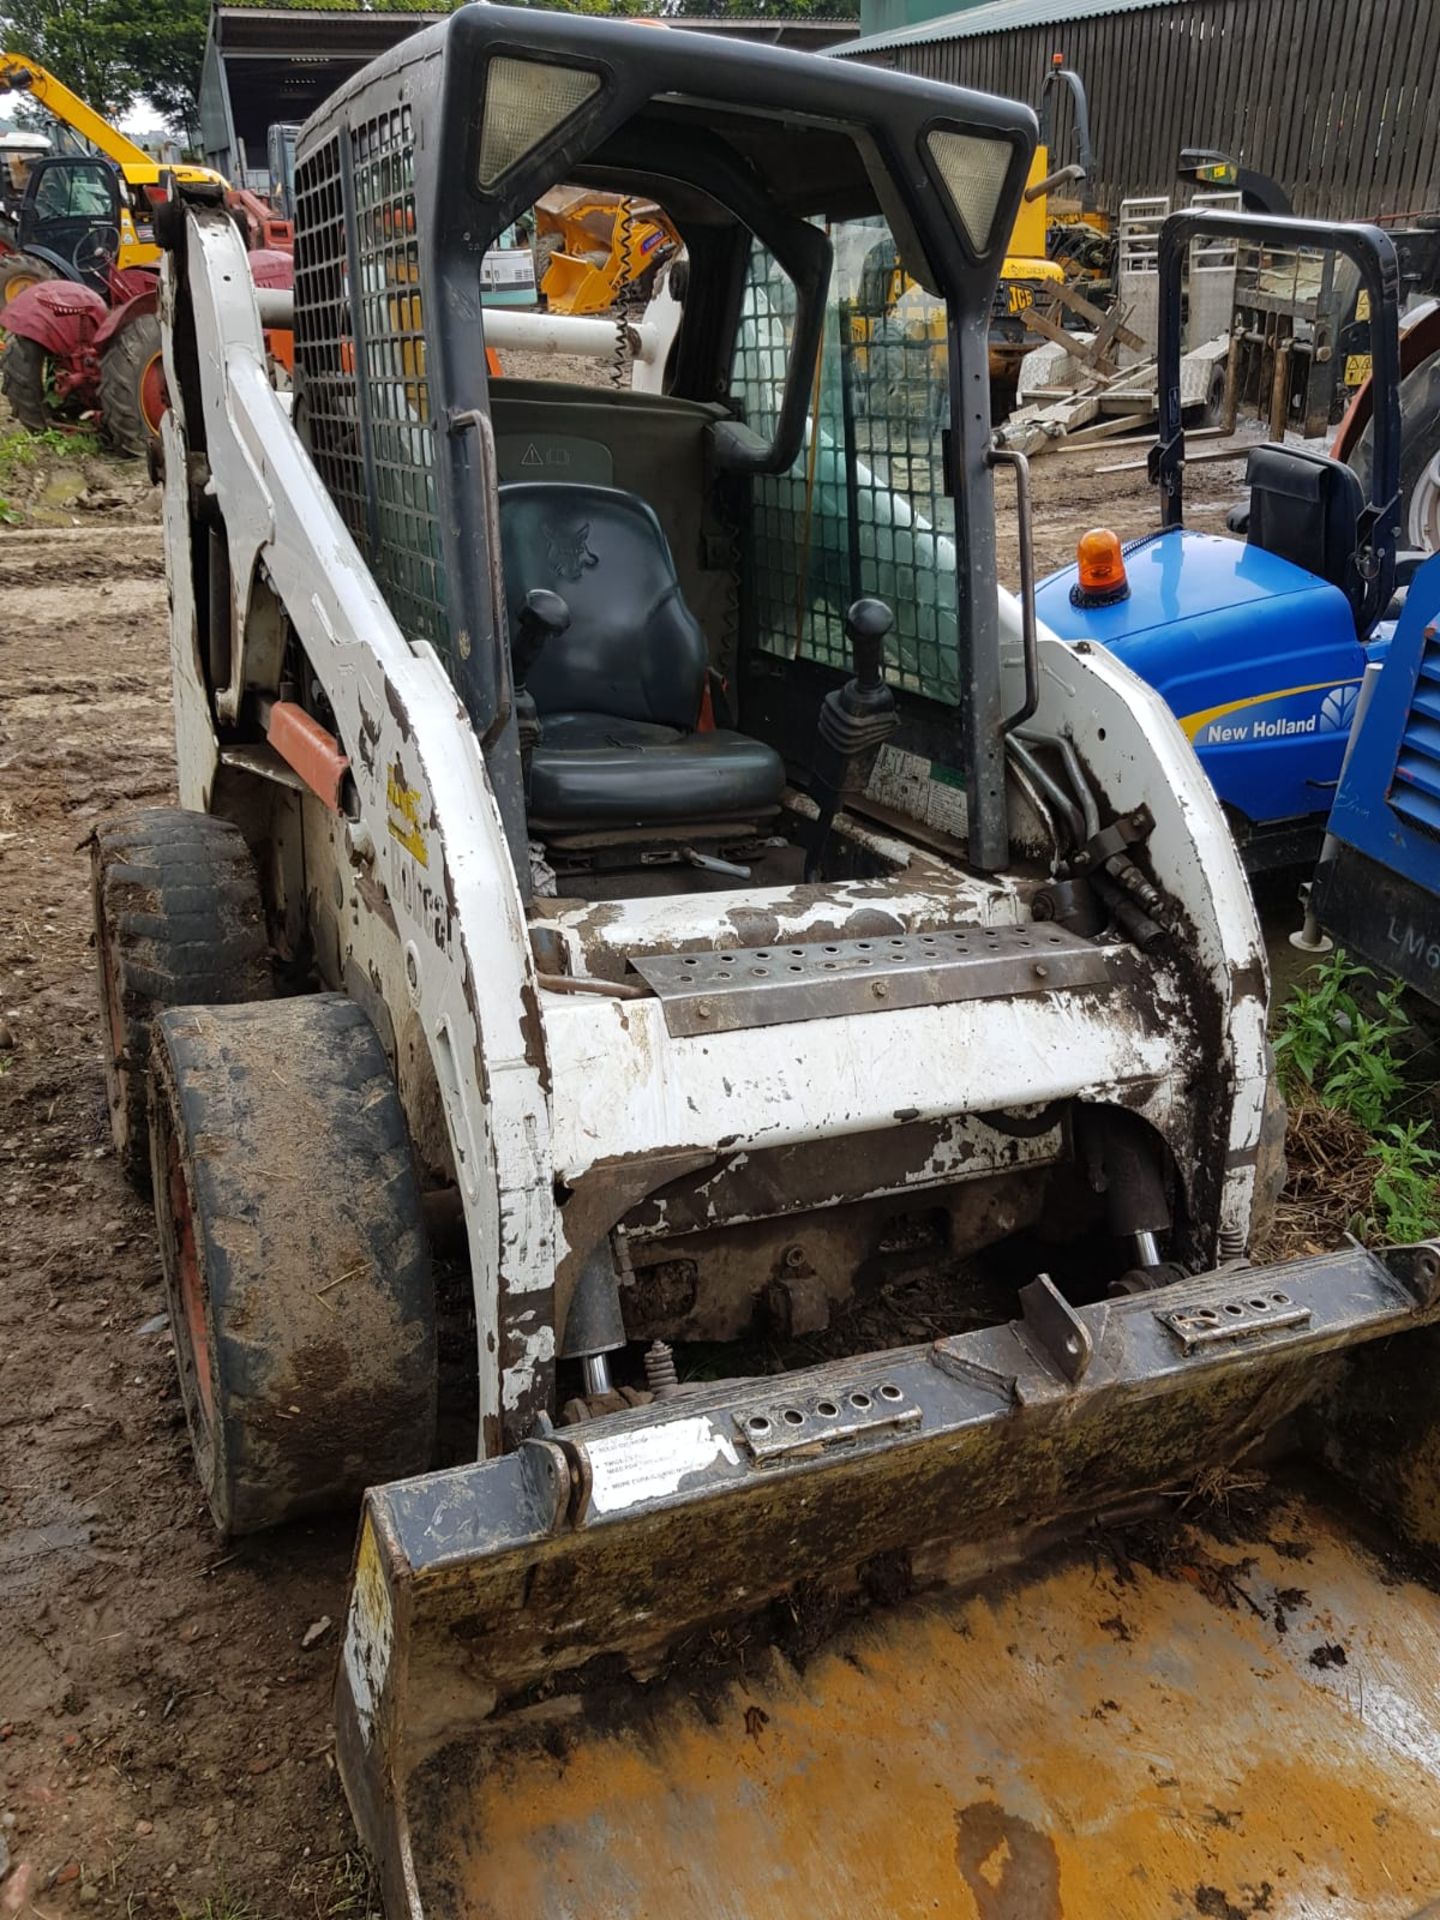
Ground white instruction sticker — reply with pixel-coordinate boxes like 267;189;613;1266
867;744;969;841
585;1416;739;1515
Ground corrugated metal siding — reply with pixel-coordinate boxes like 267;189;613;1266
846;0;1440;221
845;0;1182;56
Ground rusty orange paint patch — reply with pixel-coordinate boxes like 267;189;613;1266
410;1491;1440;1918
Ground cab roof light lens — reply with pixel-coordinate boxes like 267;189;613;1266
477;58;600;190
1070;527;1130;608
926;128;1012;255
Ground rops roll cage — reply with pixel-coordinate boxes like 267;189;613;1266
1150;209;1402;630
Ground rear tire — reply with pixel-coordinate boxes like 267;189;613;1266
1;331;53;431
90;808;273;1189
533;231;564;307
1351;346;1440;552
149;995;437;1538
98;311;166;457
0;252;55;319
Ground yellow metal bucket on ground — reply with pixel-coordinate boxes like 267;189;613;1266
419;1498;1440;1919
335;1243;1440;1919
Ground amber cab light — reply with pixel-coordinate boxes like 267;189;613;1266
1071;527;1130;608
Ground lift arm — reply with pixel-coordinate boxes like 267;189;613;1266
0;54;153;168
0;52;226;189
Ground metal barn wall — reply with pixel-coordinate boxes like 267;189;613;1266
853;0;1440;221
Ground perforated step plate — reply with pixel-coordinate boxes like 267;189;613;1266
628;923;1120;1036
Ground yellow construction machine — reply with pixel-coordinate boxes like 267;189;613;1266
533;185;680;314
0;53;287;305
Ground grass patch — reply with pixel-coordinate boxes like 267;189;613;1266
1272;951;1440;1247
174;1895;255;1920
324;1851;382;1916
0;422;103;489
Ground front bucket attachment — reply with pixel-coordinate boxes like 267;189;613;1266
540;251;614;316
336;1244;1440;1919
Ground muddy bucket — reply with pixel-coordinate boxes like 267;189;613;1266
335;1244;1440;1919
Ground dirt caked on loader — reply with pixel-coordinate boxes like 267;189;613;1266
90;11;1440;1915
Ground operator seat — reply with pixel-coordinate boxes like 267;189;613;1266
1244;444;1367;630
498;481;786;828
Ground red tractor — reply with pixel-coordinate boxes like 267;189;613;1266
0;155;291;456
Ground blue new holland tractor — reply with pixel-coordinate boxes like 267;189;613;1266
1038;210;1420;875
1039;209;1439;1003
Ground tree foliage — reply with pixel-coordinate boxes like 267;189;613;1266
0;0;208;134
0;0;855;146
0;0;135;119
526;0;859;13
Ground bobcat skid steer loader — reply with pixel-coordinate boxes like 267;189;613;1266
97;10;1440;1915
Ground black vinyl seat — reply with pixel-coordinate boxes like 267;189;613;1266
1244;444;1368;629
499;481;786;828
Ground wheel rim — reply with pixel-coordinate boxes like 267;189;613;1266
1407;447;1440;552
163;1122;215;1429
138;350;167;436
3;269;42;303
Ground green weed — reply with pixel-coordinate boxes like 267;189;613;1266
1274;952;1410;1127
0;423;103;486
1276;951;1440;1243
1360;1121;1440;1244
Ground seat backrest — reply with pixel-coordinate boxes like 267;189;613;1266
499;481;708;730
1245;444;1366;627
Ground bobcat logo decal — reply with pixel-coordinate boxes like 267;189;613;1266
545;520;599;583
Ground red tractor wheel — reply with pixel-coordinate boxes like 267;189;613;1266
98;310;166;457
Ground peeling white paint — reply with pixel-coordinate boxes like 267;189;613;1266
166;209;555;1452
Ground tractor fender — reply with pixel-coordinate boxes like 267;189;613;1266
14;242;80;284
0;278;105;357
110;265;158;305
247;247;293;290
93;285;157;354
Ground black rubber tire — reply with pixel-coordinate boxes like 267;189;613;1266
1352;345;1440;550
90;808;273;1190
533;231;565;307
98;310;165;458
1;331;53;431
0;252;55;319
149;995;437;1538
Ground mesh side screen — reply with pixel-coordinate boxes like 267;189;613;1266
730;232;959;707
352;106;449;658
293;134;367;548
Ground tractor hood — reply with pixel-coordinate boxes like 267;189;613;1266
1037;528;1368;830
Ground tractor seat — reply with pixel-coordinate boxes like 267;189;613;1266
499;481;786;828
1245;444;1367;628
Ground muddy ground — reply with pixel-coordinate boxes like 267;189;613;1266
0;432;378;1918
0;413;1256;1917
